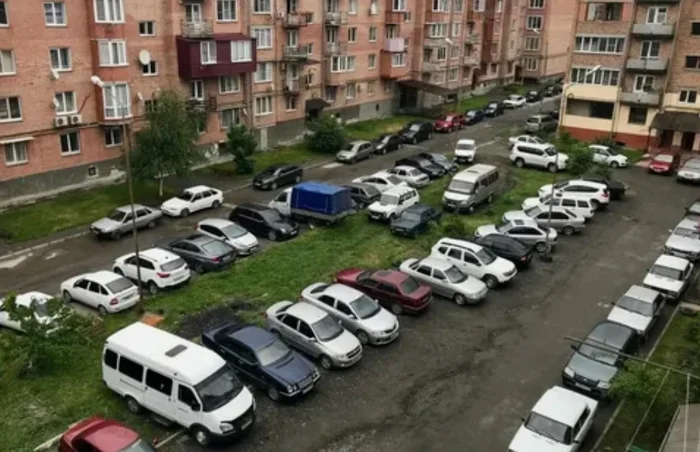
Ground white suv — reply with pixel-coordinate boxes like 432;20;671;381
367;186;419;221
430;238;517;288
522;193;595;220
538;179;610;210
510;143;568;173
113;248;191;295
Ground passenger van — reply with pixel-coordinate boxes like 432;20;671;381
102;322;256;447
442;164;499;214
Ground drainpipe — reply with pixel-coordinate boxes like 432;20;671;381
245;0;254;130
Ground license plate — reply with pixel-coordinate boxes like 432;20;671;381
574;383;590;391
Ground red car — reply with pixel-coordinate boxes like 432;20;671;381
648;151;680;175
59;417;156;452
335;268;432;315
433;114;465;133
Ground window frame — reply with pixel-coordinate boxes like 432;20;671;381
253;26;273;49
138;20;155;36
54;91;77;115
526;16;542;30
44;1;67;26
118;356;144;382
231;40;252;62
254;95;273;116
0;1;7;26
94;0;124;23
0;96;22;122
200;41;217;65
679;89;698;104
4;141;28;166
102;82;131;118
254;62;273;83
104;127;123;147
218;75;240;94
60;131;81;155
0;49;15;75
216;0;237;21
98;40;127;67
49;47;72;72
141;60;158;76
574;35;625;54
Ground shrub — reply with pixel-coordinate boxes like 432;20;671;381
306;114;346;155
440;217;471;238
224;124;257;174
567;143;594;177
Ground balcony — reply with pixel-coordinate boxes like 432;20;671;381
325;42;347;56
463;55;479;66
283;12;310;27
325;11;348;26
465;34;480;44
422;60;446;72
631;23;674;38
424;37;447;48
384;37;407;52
385;10;411;23
425;10;449;22
283;79;301;94
620;90;662;106
176;35;256;80
380;53;410;79
180;20;213;38
625;58;668;73
187;97;218;113
283;45;309;61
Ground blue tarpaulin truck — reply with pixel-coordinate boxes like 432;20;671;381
268;181;353;224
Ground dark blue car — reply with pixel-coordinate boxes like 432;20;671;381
202;322;320;402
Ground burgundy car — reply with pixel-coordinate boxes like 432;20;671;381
335;268;432;315
433;114;465;133
648;151;680;175
59;417;156;452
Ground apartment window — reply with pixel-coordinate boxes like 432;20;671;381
454;0;463;12
367;81;375;94
574;36;625;54
219;75;240;93
231;40;252;62
144;99;157;112
496;0;502;12
392;0;406;10
255;96;273;116
452;22;461;37
325;86;337;103
448;68;459;81
570;67;619;86
634;75;655;92
139;21;155;36
49;48;71;71
44;2;66;26
217;0;237;21
685;56;700;69
589;101;614;119
331;56;355;72
526;16;542;30
348;27;357;43
253;0;270;13
60;131;80;155
450;46;459;59
285;96;297;111
586;3;622;21
392;53;406;67
190;80;204;100
349;0;357;13
680;89;698;104
199;41;217;65
140;61;157;75
646;7;667;24
98;40;127;66
430;23;448;38
0;50;15;75
473;0;483;12
0;96;21;122
255;62;273;82
253;27;272;49
368;54;377;69
529;0;543;8
524;36;540;50
432;0;448;12
437;47;447;61
346;83;356;99
369;27;377;42
692;22;700;36
523;57;538;71
220;108;242;128
4;142;28;165
628;106;647;125
54;91;76;114
640;41;660;59
104;127;123;147
94;0;124;23
185;3;202;22
0;1;7;25
103;83;131;118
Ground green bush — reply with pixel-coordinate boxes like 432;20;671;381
224;124;257;174
567;143;594;176
306;114;346;154
440;217;471;238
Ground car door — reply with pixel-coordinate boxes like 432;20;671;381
134;208;150;228
593;148;608;164
362;143;372;159
430;268;453;298
278;313;304;350
245;211;267;236
221;339;265;386
175;384;203;428
121;255;141;280
171;242;201;266
86;281;108;308
530;148;547;167
296;320;320;356
270;191;291;216
70;278;91;304
414;264;442;294
375;282;401;308
507;227;535;245
462;249;485;278
121;211;135;234
334;299;359;332
572;407;593;450
192;192;207;211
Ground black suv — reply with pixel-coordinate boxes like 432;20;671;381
253;164;303;190
484;101;505;117
229;203;299;241
399;121;433;144
374;134;403;154
395;156;446;179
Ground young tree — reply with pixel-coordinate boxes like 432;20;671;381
306;114;346;155
130;89;205;195
566;143;595;176
224;124;257;174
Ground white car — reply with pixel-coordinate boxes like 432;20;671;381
352;172;408;193
61;271;139;315
367;186;420;221
503;94;527;108
510;142;569;173
430;238;516;288
607;285;664;339
387;166;430;188
454;138;476;164
196;218;259;256
113;248;191;295
508;134;544;148
589;144;628;168
538;180;610;209
0;292;57;332
160;185;224;217
664;217;700;261
522;193;595;220
508;386;598;452
643;254;694;300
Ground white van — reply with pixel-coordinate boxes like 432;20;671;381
102;322;256;447
454;139;477;164
442;164;499;214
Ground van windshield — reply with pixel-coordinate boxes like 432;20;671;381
195;364;245;412
456;142;475;151
448;180;475;194
380;194;399;205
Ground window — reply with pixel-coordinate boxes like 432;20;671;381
570;67;619;86
346;83;356;99
524;36;540;51
144;99;157;112
368;54;377;69
117;356;143;382
640;41;660;59
448;68;459;81
178;385;199;407
325;86;337;103
200;41;217;64
98;40;127;66
392;53;406;67
0;1;6;25
255;96;273;116
628;106;647;125
255;62;273;82
0;50;15;75
432;0;448;11
146;369;173;396
496;0;502;12
369;27;377;42
393;0;406;10
94;0;124;23
634;75;654;92
523;57;538;71
219;107;243;128
450;46;459;59
138;20;155;36
253;0;270;13
231;40;252;62
646;7;667;24
104;127;123;147
331;55;355;72
4;142;28;165
49;48;71;71
473;0;483;11
185;3;201;22
692;22;700;36
586;3;622;21
141;61;157;75
44;2;66;26
454;0;463;12
349;0;357;13
0;96;21;122
348;27;357;43
217;0;236;21
680;90;697;104
103;83;131;118
687;56;700;70
285;96;297;111
589;101;614;119
430;23;447;38
526;16;542;30
219;75;240;93
103;349;118;369
253;27;272;48
452;22;461;37
367;81;375;95
54;91;76;114
529;0;543;7
574;36;625;54
437;46;447;60
190;80;204;100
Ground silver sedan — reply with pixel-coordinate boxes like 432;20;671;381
475;218;558;253
399;257;488;305
502;205;585;235
677;158;700;184
90;204;162;240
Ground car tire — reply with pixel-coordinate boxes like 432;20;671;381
268;230;278;241
98;305;108;316
591;200;600;211
515;158;525;168
62;290;73;303
319;355;333;370
147;220;157;229
295;175;302;183
192;426;212;447
547;163;557;173
212;200;221;209
181;209;190;217
562;225;575;236
356;330;370;345
391;302;404;315
454;293;467;306
125;396;142;414
147;281;159;296
111;230;122;240
535;241;547;253
611;161;619;169
194;262;205;274
483;275;499;289
267;387;281;402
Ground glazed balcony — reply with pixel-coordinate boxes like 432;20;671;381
625;58;668;73
424;37;448;48
465;34;480;44
187;97;218;112
283;12;310;27
631;23;674;38
463;55;479;66
620;90;661;106
636;0;678;3
283;45;309;61
325;11;348;26
176;34;256;80
180;20;213;38
380;53;410;79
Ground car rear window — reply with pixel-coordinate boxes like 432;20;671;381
161;258;187;272
202;241;234;256
400;277;421;294
106;277;135;294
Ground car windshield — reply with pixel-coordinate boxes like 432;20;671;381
255;339;291;366
177;192;193;201
476;247;497;265
466;111;476;116
222;224;248;239
195;364;245;412
108;210;127;222
607;148;620;155
577;341;618;366
445;266;468;283
525;206;544;217
651;264;683;280
122;439;158;452
32;299;50;318
456;142;475;151
674;226;700;239
488;103;498;108
382;175;400;185
509;95;520;100
161;258;186;272
380;194;399;205
312;315;344;341
350;294;381;319
260;209;283;223
495;221;510;233
431;153;448;163
381;135;391;144
202;240;233;256
617;295;654;317
525;412;570;444
448;180;475;194
409;124;421;132
342;143;355;151
400;277;421;294
106;277;134;294
400;211;422;222
526;117;539;124
655;154;674;163
540;194;553;204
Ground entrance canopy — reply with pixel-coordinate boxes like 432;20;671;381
651;111;700;133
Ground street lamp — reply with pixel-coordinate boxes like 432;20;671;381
532;29;548;113
91;75;144;308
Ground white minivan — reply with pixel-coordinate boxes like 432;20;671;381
103;322;256;447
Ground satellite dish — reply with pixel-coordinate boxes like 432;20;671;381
138;50;152;65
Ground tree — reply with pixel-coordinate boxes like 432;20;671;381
306;114;346;155
223;124;257;174
565;143;594;177
130;89;205;196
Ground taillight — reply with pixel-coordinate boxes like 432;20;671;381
602;191;609;198
109;298;118;306
211;257;221;263
157;272;170;278
521;256;527;261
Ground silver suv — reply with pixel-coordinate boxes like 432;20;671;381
664;218;700;261
475;218;558;253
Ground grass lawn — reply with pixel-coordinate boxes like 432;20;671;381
0;182;173;244
621;147;645;164
455;84;543;112
345;115;424;141
0;166;552;452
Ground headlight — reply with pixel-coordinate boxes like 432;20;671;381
563;366;574;378
286;384;296;393
220;422;234;433
279;228;287;234
313;369;320;378
598;381;611;390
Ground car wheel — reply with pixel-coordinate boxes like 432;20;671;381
487;194;494;204
391;302;404;315
591;200;600;211
62;290;73;303
295;175;301;183
125;396;142;414
147;281;159;295
180;209;190;217
548;163;557;173
192;426;212;447
111;230;122;240
267;387;281;402
515;158;525;168
271;182;278;190
535;241;547;253
98;305;108;316
147;220;157;229
611;161;619;169
356;330;370;345
454;293;467;306
562;225;575;236
268;230;278;241
483;275;499;289
194;262;205;274
319;355;333;370
212;200;221;209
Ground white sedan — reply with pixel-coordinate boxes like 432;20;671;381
387;166;430;188
160;185;223;217
503;94;527;108
352;172;408;193
508;134;544;147
589;145;628;168
0;292;57;332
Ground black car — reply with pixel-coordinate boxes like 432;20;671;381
417;152;458;173
253;164;303;190
202;322;320;402
229;203;299;241
562;320;639;399
155;234;236;273
473;234;533;268
525;90;542;102
395;156;445;179
547;108;560;120
544;84;563;96
399;121;433;144
390;204;442;238
582;176;627;200
464;109;485;125
484;101;505;117
374;133;403;154
343;182;381;208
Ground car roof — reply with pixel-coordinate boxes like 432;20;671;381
238;202;274;212
349;140;371;145
394;165;420;172
183;185;214;193
588;320;635;350
199;218;234;228
562;179;606;189
182;233;220;246
71;418;139;452
287;301;330;322
418;256;453;270
86;270;124;284
589;144;609;150
322;283;362;301
436;238;482;253
623;285;660;303
532;386;591;426
655;254;690;270
384;186;415;196
0;291;53;309
116;204;147;212
677;218;700;229
229;324;276;350
370;269;410;285
140;247;181;262
507;218;539;227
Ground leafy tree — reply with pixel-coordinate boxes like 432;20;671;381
591;163;613;179
130;89;205;196
306;114;346;155
224;124;257;174
565;143;594;177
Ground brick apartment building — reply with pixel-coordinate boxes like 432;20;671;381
560;0;700;152
0;0;571;200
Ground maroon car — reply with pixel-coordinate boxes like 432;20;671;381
433;114;465;133
648;151;680;175
59;417;156;452
335;268;432;315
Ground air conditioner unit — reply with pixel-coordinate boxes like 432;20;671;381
70;114;82;125
54;116;69;128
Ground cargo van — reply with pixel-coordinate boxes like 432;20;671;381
442;164;499;214
102;322;256;447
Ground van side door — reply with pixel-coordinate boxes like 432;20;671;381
144;368;175;419
176;384;203;428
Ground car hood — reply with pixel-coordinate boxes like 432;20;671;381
521;197;541;210
679;168;700;177
666;235;700;253
323;330;361;355
568;351;619;384
361;309;398;333
254;172;275;182
607;307;652;334
231;232;259;248
337;150;357;158
509;426;572;452
91;218;120;232
492;257;517;274
264;352;315;385
503;211;530;222
475;225;499;237
368;203;396;214
391;218;418;229
272;220;298;231
211;387;254;422
650;160;671;169
162;198;190;210
455;276;488;295
443;191;472;202
643;273;684;292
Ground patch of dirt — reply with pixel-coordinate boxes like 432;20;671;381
174;300;255;339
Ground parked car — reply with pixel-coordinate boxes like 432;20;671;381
417;152;458;173
562;320;639;398
343;182;381;209
399;257;488;306
503;205;585;235
155;234;237;273
113;248;191;294
201;322;320;401
522;193;596;221
589;145;628;168
400;121;433;144
464;109;485;125
352;172;409;193
686;199;700;220
337;140;375;164
503;94;526;108
334;268;433;315
538;179;610;210
475;218;557;253
473;234;534;269
196;218;259;256
442;164;500;214
664;217;700;261
0;292;57;333
648;151;680;175
525;90;541;102
547;108;560;119
395;156;446;179
508;386;597;452
374;133;403;154
544;84;563;96
433;114;465;132
387;166;430;188
368;186;420;221
229;203;299;241
59;417;157;452
160;185;223;217
253;164;303;190
510;142;568;172
484;101;505;117
643;254;694;300
390;204;442;238
265;301;363;370
90;204;162;240
508;134;544;149
454;138;477;164
61;270;139;315
677;157;700;183
431;238;517;288
300;283;400;345
523;114;557;134
581;176;627;201
607;285;664;340
269;182;353;225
